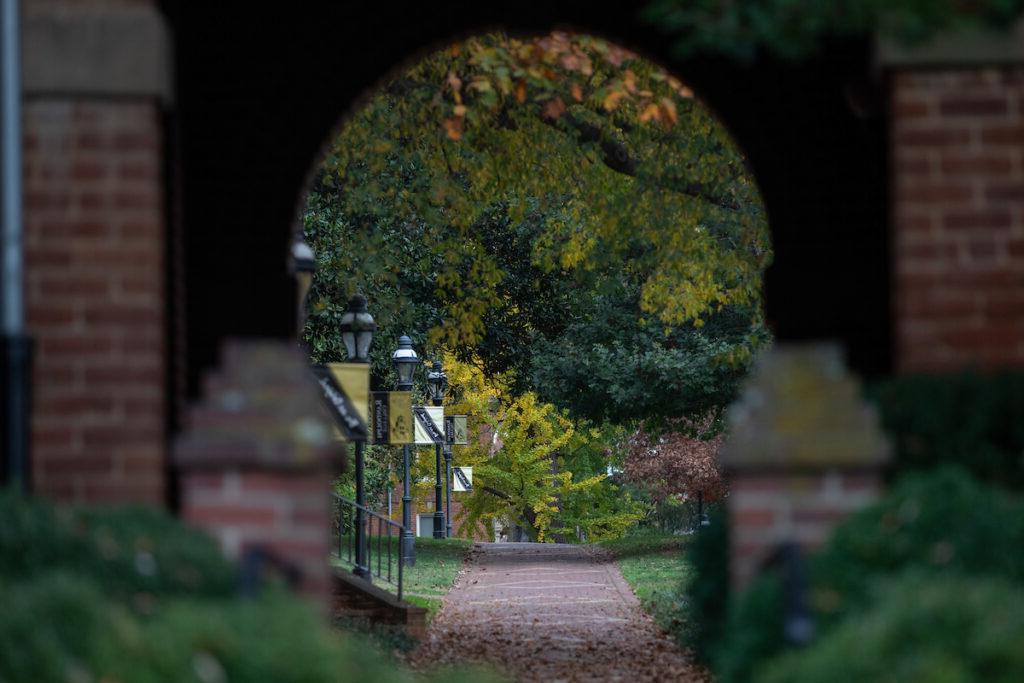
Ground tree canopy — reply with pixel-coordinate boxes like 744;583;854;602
302;31;772;426
643;0;1024;61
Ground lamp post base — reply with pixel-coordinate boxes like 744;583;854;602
401;530;416;566
433;511;445;539
353;565;371;580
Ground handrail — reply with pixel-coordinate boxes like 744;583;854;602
331;492;406;600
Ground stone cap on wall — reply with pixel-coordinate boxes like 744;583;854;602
720;343;890;471
23;0;173;103
875;18;1024;68
175;340;342;472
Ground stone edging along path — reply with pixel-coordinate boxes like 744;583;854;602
408;542;708;682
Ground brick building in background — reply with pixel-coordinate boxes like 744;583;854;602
3;2;1023;514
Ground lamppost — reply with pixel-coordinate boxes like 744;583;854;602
339;295;375;579
443;442;454;538
391;335;418;566
289;238;315;339
426;360;447;539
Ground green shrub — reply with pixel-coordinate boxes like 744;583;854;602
757;574;1024;683
0;573;458;683
0;492;502;683
0;489;236;601
867;371;1024;489
709;468;1024;680
713;570;786;683
811;467;1024;630
680;505;729;661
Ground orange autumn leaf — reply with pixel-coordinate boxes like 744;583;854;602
443;116;463;140
639;102;661;123
447;71;463;93
515;79;527;104
603;89;627;111
570;82;583;102
660;97;678;126
542;96;566;120
623;69;637;94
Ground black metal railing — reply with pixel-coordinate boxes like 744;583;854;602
331;492;405;600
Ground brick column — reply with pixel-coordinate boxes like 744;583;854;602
22;0;173;502
890;66;1024;371
720;344;890;592
175;341;340;600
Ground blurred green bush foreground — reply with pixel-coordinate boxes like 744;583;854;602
0;491;491;683
680;371;1024;682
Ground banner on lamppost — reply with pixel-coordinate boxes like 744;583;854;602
453;467;473;492
444;415;468;445
311;365;367;441
370;391;412;445
413;406;444;445
326;362;370;426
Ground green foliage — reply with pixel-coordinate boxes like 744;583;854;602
0;489;236;600
757;574;1024;683
302;31;770;424
705;469;1024;681
713;571;787;683
681;506;729;662
0;573;490;683
811;467;1024;628
643;0;1024;61
867;371;1024;490
442;356;643;543
600;531;692;639
402;538;473;617
0;491;499;683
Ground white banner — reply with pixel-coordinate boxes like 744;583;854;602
453;467;473;492
413;406;445;445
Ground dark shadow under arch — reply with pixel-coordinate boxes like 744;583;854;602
161;0;889;399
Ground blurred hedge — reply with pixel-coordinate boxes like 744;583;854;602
707;468;1024;682
679;505;729;661
757;574;1024;683
867;371;1024;489
0;490;498;683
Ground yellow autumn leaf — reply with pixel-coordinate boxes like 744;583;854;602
603;89;627;111
639;102;661;123
660;97;678;126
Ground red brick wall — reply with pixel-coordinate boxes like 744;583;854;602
24;100;166;503
181;470;331;596
892;67;1024;371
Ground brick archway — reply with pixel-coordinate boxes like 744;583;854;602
16;0;1022;505
165;2;892;404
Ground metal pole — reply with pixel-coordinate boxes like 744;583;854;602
401;444;415;565
1;0;32;492
433;441;444;538
444;443;453;538
353;441;369;579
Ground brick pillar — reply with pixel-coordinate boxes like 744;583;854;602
720;344;890;592
22;0;173;502
890;66;1024;371
175;341;340;601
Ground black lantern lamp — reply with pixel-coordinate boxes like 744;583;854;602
426;360;448;538
391;336;419;391
393;335;419;565
426;360;448;407
289;238;315;338
339;295;376;363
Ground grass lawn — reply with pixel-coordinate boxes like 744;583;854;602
401;537;473;618
600;532;692;638
331;536;472;618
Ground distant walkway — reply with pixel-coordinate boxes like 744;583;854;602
409;543;706;682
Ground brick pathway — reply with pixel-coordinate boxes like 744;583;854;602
409;543;707;682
